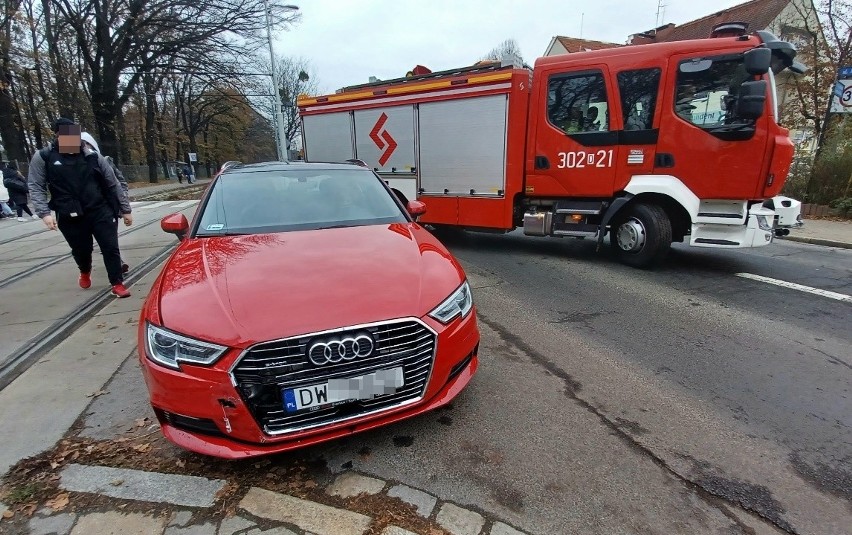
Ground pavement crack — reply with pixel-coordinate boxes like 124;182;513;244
478;314;800;535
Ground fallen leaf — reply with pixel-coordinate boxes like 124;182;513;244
132;443;152;453
96;323;106;328
175;460;186;468
134;418;149;428
46;493;69;511
86;390;109;398
23;504;37;517
2;510;13;519
110;479;124;487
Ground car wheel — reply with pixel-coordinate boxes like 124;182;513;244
609;203;672;268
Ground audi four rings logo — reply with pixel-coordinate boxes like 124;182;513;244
308;334;375;365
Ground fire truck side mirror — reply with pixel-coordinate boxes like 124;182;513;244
743;48;771;75
736;80;767;120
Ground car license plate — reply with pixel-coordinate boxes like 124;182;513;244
282;367;405;413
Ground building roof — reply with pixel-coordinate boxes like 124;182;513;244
554;36;622;53
631;0;790;43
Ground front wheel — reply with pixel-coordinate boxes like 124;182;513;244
609;203;672;268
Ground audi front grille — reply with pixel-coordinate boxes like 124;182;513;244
231;319;436;435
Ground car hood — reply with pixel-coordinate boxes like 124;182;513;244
157;223;464;346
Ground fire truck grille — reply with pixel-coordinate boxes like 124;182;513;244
231;320;436;435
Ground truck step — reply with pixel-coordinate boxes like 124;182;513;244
554;200;605;215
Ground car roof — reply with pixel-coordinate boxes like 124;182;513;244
220;161;371;175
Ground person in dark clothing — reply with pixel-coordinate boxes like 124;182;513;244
81;131;130;274
28;118;134;298
182;163;194;184
3;162;37;221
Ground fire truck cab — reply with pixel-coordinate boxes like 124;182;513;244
298;30;805;267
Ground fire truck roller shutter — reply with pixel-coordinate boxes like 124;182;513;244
302;112;354;162
418;95;508;196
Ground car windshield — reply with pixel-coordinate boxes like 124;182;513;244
195;168;408;236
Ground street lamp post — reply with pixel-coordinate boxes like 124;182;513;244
263;1;298;162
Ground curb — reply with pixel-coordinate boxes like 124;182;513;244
780;235;852;250
6;463;530;535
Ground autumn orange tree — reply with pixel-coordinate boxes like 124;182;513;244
779;0;852;203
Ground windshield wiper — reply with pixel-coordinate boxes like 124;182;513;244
197;231;251;237
316;224;351;230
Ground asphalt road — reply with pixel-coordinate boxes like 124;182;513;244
437;231;851;534
73;230;850;535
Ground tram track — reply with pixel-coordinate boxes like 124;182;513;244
0;217;164;290
0;243;175;391
0;227;50;246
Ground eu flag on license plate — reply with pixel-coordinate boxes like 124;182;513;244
283;389;298;412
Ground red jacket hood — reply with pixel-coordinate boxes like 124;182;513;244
156;223;464;346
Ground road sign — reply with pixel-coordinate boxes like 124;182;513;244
188;152;197;162
830;79;852;113
839;66;852;77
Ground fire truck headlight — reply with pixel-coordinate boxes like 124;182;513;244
429;281;473;324
756;215;772;231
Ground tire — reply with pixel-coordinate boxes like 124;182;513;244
609;203;672;268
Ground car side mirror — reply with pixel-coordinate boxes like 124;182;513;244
736;80;767;120
744;47;771;75
406;200;427;218
161;212;189;240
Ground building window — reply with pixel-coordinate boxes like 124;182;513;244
547;71;610;134
617;68;661;130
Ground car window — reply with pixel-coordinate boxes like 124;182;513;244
195;168;408;236
617;68;661;131
547;71;610;134
675;56;751;128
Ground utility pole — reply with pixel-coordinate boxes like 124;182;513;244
263;0;298;162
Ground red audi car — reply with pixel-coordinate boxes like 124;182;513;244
137;161;480;458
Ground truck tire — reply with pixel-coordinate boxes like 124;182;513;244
609;203;672;268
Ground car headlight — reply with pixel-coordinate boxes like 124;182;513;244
428;281;474;324
145;322;228;370
756;215;772;231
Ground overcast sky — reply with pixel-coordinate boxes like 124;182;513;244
276;0;752;95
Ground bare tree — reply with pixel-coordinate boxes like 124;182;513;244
53;0;300;161
779;0;852;153
480;38;524;64
245;55;318;155
0;0;29;161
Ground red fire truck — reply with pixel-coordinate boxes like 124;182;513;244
297;30;806;267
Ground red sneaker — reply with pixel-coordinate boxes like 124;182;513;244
79;272;91;289
111;283;131;298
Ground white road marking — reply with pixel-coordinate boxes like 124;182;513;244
172;200;199;209
735;273;852;303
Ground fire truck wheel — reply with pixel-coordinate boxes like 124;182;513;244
610;203;672;268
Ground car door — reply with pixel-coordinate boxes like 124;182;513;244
655;52;771;200
528;65;619;197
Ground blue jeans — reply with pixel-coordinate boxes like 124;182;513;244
0;201;12;216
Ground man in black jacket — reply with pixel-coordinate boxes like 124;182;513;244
28;118;134;298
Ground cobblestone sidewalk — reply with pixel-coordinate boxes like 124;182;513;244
4;464;527;535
